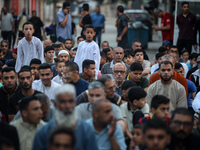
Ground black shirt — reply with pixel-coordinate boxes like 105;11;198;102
117;14;128;38
4;50;13;60
72;22;76;35
81;14;92;36
29;17;44;39
9;90;42;114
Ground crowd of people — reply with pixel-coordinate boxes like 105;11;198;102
1;1;200;150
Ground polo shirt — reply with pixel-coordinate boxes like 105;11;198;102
1;13;13;31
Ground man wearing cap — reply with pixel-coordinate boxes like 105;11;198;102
162;40;171;51
154;8;174;44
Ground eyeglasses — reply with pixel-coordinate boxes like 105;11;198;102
113;71;125;74
173;120;192;127
62;72;73;77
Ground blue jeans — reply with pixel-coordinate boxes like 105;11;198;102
93;27;102;47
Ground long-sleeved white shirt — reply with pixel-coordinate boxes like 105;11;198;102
15;36;44;72
74;41;100;78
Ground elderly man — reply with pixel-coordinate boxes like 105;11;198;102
75;81;125;131
101;47;129;75
32;84;98;150
87;98;126;150
112;63;127;97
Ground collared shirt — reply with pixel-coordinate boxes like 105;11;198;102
91;12;106;28
10;118;45;150
86;118;127;150
1;13;13;31
56;9;71;39
15;37;44;72
75;102;123;121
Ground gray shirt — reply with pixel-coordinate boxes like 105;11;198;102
1;13;13;31
117;14;128;38
75;102;123;121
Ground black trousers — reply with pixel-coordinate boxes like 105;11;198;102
177;39;193;55
1;31;12;49
117;36;128;49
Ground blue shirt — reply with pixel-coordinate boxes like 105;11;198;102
187;79;197;107
32;118;98;150
86;118;126;150
56;9;71;39
91;12;106;28
69;78;89;97
51;65;58;78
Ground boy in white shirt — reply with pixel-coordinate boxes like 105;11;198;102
52;61;65;85
15;21;44;72
74;25;100;78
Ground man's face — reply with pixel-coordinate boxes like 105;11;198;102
159;64;173;82
135;52;144;63
112;64;126;82
106;50;113;61
170;114;193;140
45;50;54;60
88;88;105;105
96;7;100;13
39;69;53;86
57;93;75;111
22;100;43;124
155;11;163;18
43;40;52;49
77;38;84;44
72;51;77;60
126;55;135;66
1;42;9;53
144;129;170;150
181;4;189;13
23;24;35;38
169;48;178;54
101;42;109;49
84;28;96;42
132;128;143;146
174;67;185;77
49;133;75;150
113;48;124;63
2;7;7;14
164;44;170;50
59;53;69;63
32;11;36;17
95;101;114;126
105;80;115;99
64;40;72;50
18;71;33;90
63;6;70;15
84;64;96;78
2;71;17;89
30;64;40;80
63;66;76;83
152;103;169;121
132;42;142;50
129;70;142;82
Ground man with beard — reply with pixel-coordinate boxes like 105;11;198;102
112;63;127;97
87;98;126;150
147;61;187;115
32;84;98;150
169;108;200;149
9;66;41;117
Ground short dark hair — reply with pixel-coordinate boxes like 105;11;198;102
30;58;41;66
22;21;34;29
1;40;9;45
38;63;52;71
64;39;72;43
100;51;106;59
117;5;124;13
174;63;183;70
18;65;32;77
65;62;79;72
124;49;134;58
155;52;164;61
0;136;14;149
97;74;112;85
44;46;54;53
181;1;189;6
134;49;144;56
49;126;75;147
170;45;178;50
181;49;189;55
151;95;170;109
130;62;143;72
171;108;193;122
82;59;95;72
19;95;40;111
83;3;89;11
122;80;137;91
158;46;168;53
128;86;147;103
102;48;111;54
63;1;70;9
143;118;169;134
2;67;16;75
72;47;77;52
159;61;173;69
56;61;65;66
77;36;84;41
84;24;95;31
189;53;198;60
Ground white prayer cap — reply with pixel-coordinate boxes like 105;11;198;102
58;50;69;56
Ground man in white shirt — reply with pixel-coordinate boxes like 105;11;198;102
32;63;60;101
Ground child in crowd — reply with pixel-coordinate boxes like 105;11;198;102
186;53;198;70
181;49;189;63
124;49;135;65
151;52;164;75
44;46;55;66
121;80;137;102
15;21;44;72
74;25;100;78
71;47;77;61
129;124;143;150
52;61;65;85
